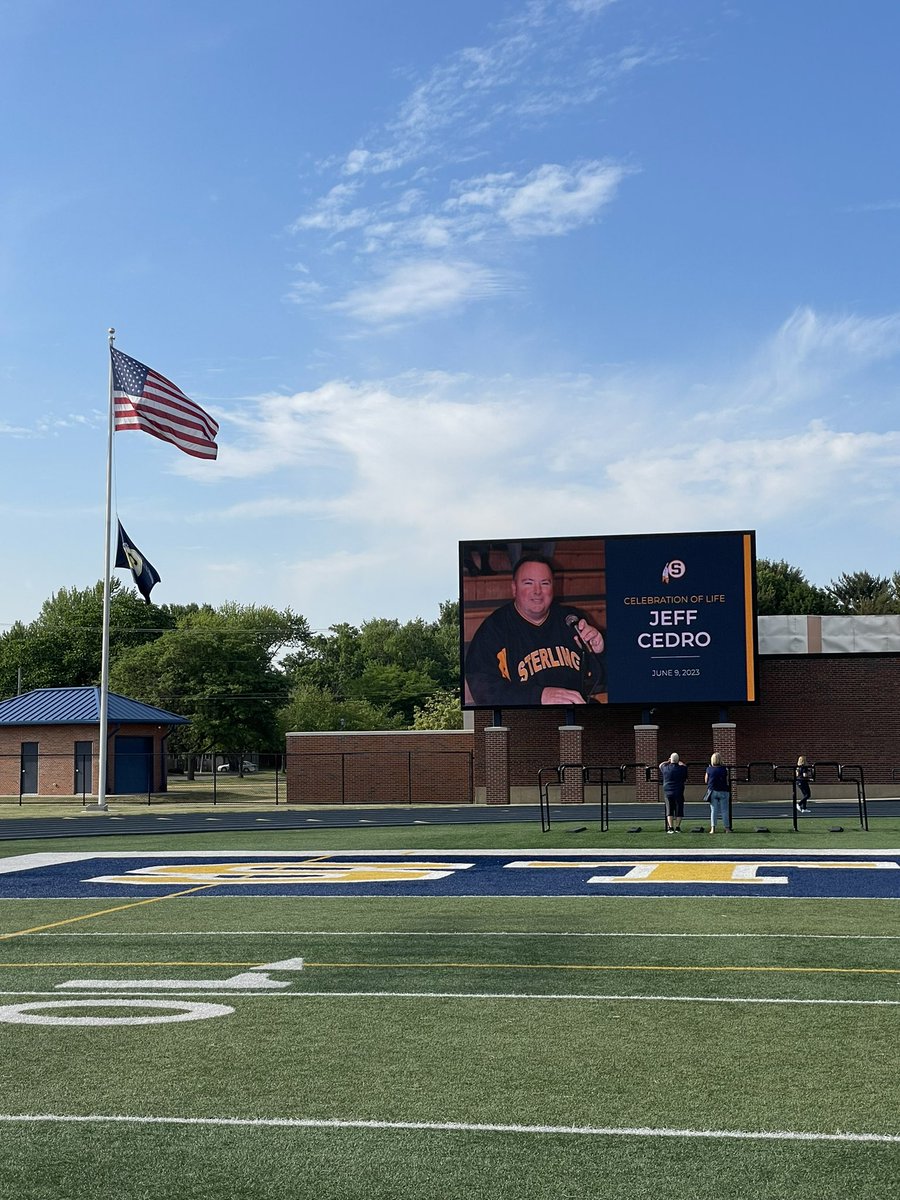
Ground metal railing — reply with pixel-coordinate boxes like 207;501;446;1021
537;758;870;832
538;762;653;832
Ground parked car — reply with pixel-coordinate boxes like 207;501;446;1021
217;761;259;774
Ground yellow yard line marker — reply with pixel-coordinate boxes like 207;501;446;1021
304;961;900;976
0;885;221;942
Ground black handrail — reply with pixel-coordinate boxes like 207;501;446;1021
765;760;869;832
620;762;654;783
538;761;597;831
581;765;618;831
538;761;647;832
827;762;868;831
537;765;562;832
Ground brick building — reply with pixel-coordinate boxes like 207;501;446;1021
0;687;188;798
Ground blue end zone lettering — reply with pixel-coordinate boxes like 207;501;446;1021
0;852;898;899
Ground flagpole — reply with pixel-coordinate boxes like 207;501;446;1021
97;327;116;811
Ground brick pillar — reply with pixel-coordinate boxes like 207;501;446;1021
634;724;659;802
712;722;737;801
558;725;584;803
484;725;510;805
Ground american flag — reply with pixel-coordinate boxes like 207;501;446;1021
111;348;218;460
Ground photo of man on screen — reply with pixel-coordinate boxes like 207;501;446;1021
464;554;607;706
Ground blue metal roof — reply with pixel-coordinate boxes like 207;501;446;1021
0;687;188;726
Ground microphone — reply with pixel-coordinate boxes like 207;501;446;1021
565;614;604;699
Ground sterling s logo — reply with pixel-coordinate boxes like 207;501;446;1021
662;559;686;585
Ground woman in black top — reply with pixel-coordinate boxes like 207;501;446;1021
796;756;812;812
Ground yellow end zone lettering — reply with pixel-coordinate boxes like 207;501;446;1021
506;859;898;886
590;863;786;884
85;861;473;886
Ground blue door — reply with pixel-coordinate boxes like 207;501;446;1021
114;736;153;795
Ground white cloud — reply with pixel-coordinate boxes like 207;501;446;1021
567;0;617;13
453;160;630;236
711;307;900;423
200;306;900;623
290;183;371;235
406;215;455;249
842;200;900;213
285;263;323;304
341;1;631;179
307;159;632;260
342;149;372;176
331;259;509;324
603;426;900;531
285;156;630;317
216;306;900;494
771;306;900;366
287;0;661;329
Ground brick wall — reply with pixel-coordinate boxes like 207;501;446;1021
473;654;900;794
483;726;510;805
286;730;473;804
711;723;738;799
558;725;584;802
280;655;900;807
633;726;659;802
739;656;900;781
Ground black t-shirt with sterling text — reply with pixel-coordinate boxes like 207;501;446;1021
465;601;606;705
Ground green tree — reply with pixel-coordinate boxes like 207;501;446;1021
276;683;399;735
432;600;461;686
358;616;452;678
826;570;898;613
755;560;836;615
0;580;175;698
282;622;365;698
411;688;463;730
110;603;309;758
345;661;440;724
282;605;461;727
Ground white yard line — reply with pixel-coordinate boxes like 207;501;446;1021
0;1111;897;1143
0;988;898;1006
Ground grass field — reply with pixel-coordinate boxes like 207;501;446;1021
0;821;897;1199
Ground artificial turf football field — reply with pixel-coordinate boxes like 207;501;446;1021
0;819;897;1200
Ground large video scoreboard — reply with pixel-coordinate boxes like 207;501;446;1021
460;530;757;708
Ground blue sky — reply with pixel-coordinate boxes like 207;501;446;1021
2;0;900;634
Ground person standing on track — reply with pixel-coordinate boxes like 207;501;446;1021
796;756;812;812
659;752;688;833
705;752;731;834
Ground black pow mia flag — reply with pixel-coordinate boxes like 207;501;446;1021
115;520;161;604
